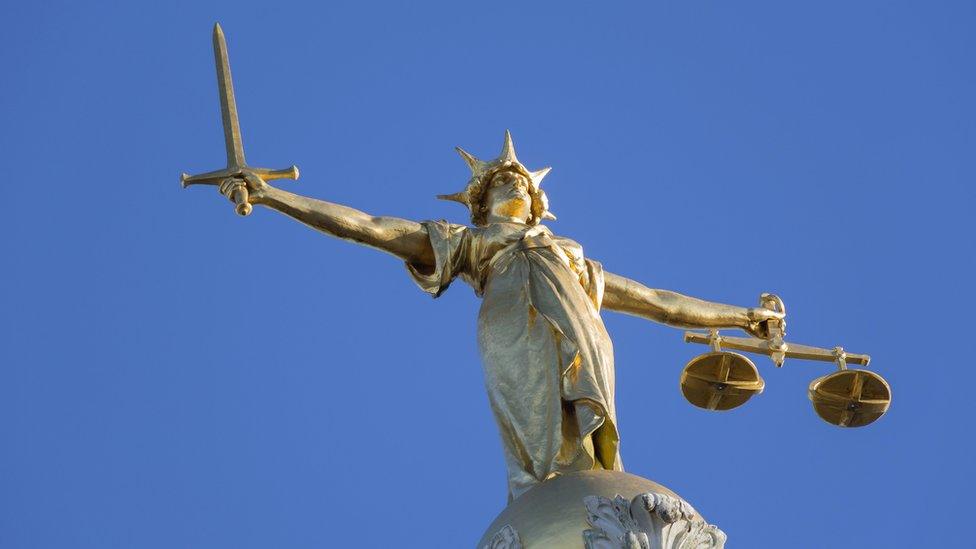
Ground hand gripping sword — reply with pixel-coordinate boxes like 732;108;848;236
180;23;299;215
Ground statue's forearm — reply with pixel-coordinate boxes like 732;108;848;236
602;272;750;329
255;186;435;268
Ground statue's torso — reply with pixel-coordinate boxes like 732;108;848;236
459;222;593;300
406;220;621;499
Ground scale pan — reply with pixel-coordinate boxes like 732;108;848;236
808;369;891;427
680;351;765;411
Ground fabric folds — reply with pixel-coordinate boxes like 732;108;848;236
405;220;622;500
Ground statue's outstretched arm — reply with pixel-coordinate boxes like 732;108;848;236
220;174;435;269
601;271;783;339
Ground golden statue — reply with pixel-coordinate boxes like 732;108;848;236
226;131;791;501
182;25;889;548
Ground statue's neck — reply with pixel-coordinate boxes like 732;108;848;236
486;213;529;225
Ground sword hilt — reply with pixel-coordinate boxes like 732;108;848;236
180;165;300;188
229;166;298;216
249;165;300;182
180;164;300;217
683;331;871;367
232;186;252;216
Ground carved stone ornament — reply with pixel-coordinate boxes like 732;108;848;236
482;524;522;549
583;492;726;549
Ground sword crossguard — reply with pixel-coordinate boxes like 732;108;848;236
181;165;300;188
180;165;300;216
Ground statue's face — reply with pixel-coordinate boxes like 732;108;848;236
484;172;532;223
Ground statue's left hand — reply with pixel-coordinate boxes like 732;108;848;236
745;307;786;339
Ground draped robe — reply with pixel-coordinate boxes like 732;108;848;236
407;221;622;500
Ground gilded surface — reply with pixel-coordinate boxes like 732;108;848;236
182;26;795;501
200;132;783;499
408;221;620;499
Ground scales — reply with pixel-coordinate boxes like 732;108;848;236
681;294;891;427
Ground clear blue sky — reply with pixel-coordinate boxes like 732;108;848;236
1;1;973;547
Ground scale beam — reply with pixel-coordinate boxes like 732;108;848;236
683;331;871;367
681;297;887;427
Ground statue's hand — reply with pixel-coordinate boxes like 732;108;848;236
745;307;786;340
217;172;272;216
219;171;270;207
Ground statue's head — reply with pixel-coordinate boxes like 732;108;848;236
438;131;555;226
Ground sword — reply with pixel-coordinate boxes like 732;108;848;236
180;23;299;216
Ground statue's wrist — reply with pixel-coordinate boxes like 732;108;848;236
741;307;757;328
250;186;277;206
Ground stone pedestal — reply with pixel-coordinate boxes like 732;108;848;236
479;470;726;549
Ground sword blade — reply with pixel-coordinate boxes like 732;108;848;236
212;23;246;169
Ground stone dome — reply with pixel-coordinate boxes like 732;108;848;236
478;470;725;549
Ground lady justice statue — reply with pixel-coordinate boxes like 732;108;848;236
213;133;778;545
184;24;887;548
217;131;782;496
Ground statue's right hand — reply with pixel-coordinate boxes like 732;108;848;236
219;171;269;205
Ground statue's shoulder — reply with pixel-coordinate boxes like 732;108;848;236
422;219;469;237
548;229;584;253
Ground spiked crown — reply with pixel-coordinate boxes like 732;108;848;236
438;130;555;226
